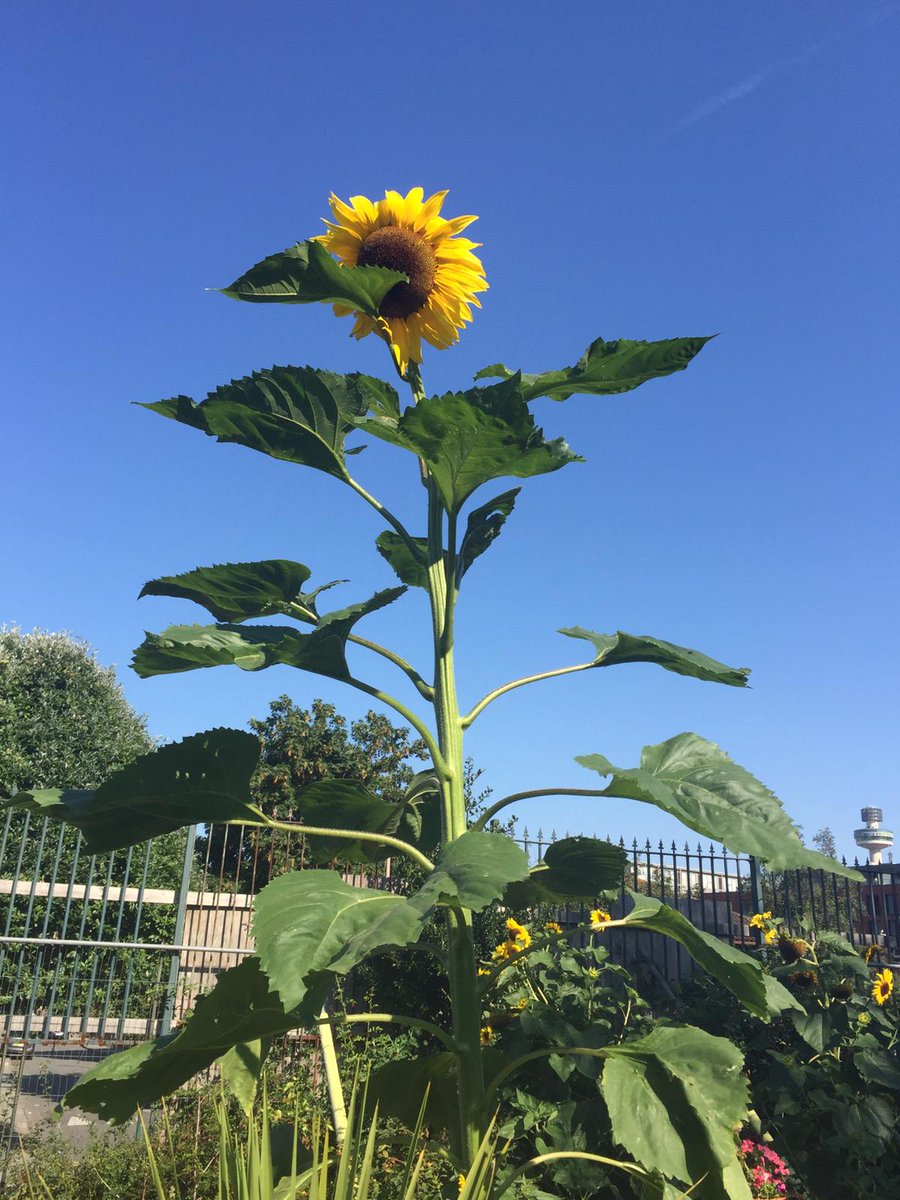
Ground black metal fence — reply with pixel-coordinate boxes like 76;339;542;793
1;810;898;1168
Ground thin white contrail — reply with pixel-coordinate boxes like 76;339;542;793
679;3;899;128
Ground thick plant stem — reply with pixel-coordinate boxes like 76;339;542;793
317;1007;348;1146
423;469;484;1165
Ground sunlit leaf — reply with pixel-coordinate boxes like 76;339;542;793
359;376;581;515
1;728;262;852
132;587;406;682
221;239;406;318
621;893;800;1021
219;1038;270;1114
254;832;528;1010
140;560;313;623
578;734;863;879
602;1024;751;1200
475;335;713;402
143;365;394;479
64;958;321;1122
560;628;750;687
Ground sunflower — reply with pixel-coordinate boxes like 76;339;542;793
872;967;894;1006
590;909;612;930
318;187;488;376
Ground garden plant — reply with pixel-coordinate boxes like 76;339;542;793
3;187;865;1198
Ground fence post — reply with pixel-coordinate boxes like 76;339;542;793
160;824;197;1036
748;855;765;943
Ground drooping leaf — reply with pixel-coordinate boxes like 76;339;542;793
855;1047;900;1091
2;728;262;852
359;376;581;515
140;560;313;623
254;832;528;1011
290;779;406;864
396;770;442;851
64;958;321;1122
221;239;406;317
132;587;406;682
602;1024;751;1200
577;734;863;880
143;366;394;480
475;335;713;402
375;532;430;589
621;893;800;1021
219;1038;270;1114
504;836;627;907
457;488;520;583
560;629;750;688
366;1053;461;1136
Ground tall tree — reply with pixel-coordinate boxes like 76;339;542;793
812;827;838;859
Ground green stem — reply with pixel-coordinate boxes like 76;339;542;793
264;818;435;874
347;676;449;778
484;1045;611;1102
410;370;483;1168
472;787;608;832
316;1006;348;1145
346;633;434;699
461;661;597;728
345;474;422;563
319;1011;456;1052
495;1152;648;1196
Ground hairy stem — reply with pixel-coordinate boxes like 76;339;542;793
472;787;608;832
462;661;597;728
264;818;435;874
347;676;449;779
346;633;434;699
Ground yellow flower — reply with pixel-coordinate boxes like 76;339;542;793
318;188;488;376
477;966;491;976
544;921;563;935
515;997;528;1010
506;918;532;949
587;967;599;979
590;909;612;930
749;911;772;929
764;928;778;945
480;1025;494;1045
492;941;514;962
872;967;894;1006
864;944;882;963
458;1174;466;1193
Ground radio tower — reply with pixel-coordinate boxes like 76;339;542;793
854;807;894;864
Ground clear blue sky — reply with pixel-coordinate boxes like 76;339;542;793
3;1;898;861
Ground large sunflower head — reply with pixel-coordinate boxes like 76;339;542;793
318;188;488;376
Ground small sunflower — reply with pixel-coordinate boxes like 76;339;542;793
590;909;612;930
506;918;532;949
763;927;778;945
543;920;563;935
480;1025;495;1046
872;967;894;1006
318;187;488;376
749;911;772;930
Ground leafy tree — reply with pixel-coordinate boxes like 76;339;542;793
812;827;837;859
196;696;428;889
0;627;153;794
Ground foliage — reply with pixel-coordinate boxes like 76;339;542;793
200;697;428;887
675;924;900;1199
2;196;862;1197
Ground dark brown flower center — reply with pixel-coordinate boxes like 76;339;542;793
357;226;436;319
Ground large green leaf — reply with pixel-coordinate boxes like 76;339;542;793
602;1024;751;1200
64;958;321;1122
560;629;749;688
140;560;314;623
505;836;627;907
221;239;406;317
132;587;406;681
359;376;581;515
143;366;394;480
577;734;862;880
475;335;713;402
254;832;528;1011
457;488;520;583
621;893;800;1021
1;729;262;852
366;1053;462;1135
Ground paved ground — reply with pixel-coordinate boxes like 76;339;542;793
1;1042;122;1147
